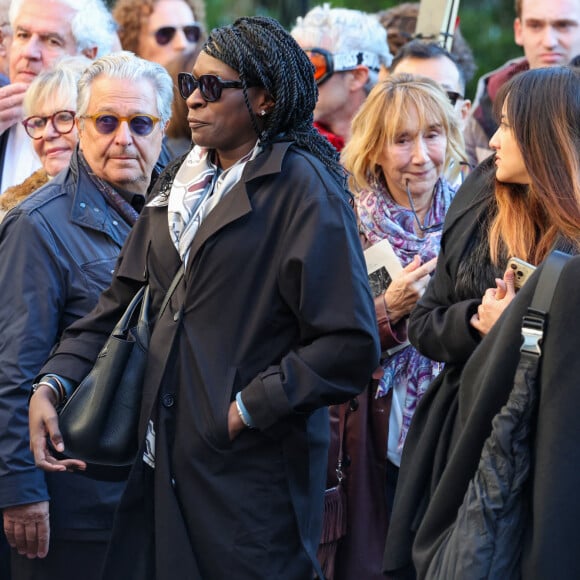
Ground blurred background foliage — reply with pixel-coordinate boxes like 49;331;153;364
105;0;522;99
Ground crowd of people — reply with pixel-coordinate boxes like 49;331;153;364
0;0;579;578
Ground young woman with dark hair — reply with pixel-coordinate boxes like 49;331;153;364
384;65;580;579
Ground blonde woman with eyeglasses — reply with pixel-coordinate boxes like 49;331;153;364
0;56;89;220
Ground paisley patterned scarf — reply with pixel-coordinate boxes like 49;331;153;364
357;177;456;453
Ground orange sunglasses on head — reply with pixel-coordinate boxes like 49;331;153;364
304;48;381;85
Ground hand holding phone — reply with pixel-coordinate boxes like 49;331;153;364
507;257;536;290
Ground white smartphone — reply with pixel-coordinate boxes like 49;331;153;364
507;257;536;290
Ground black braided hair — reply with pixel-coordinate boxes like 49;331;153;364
202;15;346;189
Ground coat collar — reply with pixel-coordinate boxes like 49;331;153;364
185;141;293;272
66;147;134;246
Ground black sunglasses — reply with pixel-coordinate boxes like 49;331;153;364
154;24;202;46
446;91;463;106
177;72;257;102
406;180;444;233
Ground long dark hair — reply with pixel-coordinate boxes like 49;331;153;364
202;16;346;188
489;66;580;264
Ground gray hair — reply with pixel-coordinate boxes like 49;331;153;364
291;3;392;92
23;55;91;116
76;51;173;124
9;0;119;57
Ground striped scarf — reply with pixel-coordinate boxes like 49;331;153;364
148;143;260;264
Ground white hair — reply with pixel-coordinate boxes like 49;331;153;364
77;51;173;124
291;3;393;90
9;0;119;57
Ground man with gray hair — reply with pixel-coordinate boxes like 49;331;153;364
0;51;172;580
291;3;392;151
0;0;118;193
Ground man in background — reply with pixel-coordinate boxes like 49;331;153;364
465;0;580;164
291;4;392;151
389;40;471;132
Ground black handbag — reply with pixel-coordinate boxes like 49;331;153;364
58;267;184;467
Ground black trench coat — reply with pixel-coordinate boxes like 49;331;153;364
411;254;580;579
41;141;380;580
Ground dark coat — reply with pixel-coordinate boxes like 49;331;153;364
0;149;132;536
41;142;380;580
411;253;580;579
384;156;577;578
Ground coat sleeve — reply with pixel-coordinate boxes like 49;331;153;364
0;210;65;508
408;247;482;364
408;157;499;365
241;187;380;431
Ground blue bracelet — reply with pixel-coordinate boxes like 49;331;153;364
235;391;255;429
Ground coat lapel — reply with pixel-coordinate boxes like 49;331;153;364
184;141;292;278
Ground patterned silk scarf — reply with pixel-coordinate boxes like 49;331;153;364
149;143;261;264
357;177;456;453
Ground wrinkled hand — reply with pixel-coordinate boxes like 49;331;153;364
470;268;516;336
29;385;86;473
384;255;437;324
0;83;28;135
3;501;50;559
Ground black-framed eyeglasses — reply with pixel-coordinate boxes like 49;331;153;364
22;110;76;140
80;113;161;136
446;91;463;106
154;23;202;46
177;72;257;102
406;180;444;233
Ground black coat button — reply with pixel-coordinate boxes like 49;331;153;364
162;393;175;407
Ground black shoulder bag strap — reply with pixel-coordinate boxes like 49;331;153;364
520;250;570;361
158;264;185;318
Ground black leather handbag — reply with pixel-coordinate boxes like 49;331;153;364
58;267;183;467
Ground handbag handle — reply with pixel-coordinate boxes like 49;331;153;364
111;285;151;343
108;264;184;350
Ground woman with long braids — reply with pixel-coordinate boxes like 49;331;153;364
28;16;379;580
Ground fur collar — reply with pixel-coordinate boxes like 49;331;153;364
0;168;51;211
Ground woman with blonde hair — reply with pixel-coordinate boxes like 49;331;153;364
325;73;467;580
0;56;89;219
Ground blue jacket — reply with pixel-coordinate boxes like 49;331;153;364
0;148;137;536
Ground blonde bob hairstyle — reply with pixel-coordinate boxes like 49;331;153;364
342;73;467;194
23;56;91;118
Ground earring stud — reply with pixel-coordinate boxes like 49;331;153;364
260;110;266;117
